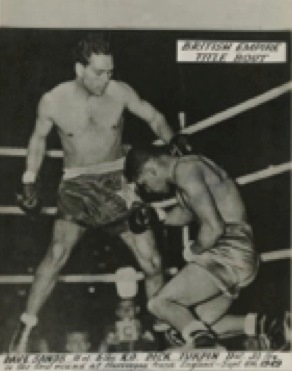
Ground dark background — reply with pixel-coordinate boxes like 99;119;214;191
0;29;290;350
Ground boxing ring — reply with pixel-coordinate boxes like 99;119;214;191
0;81;291;291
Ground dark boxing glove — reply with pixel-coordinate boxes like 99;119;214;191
135;184;165;203
169;133;193;156
129;202;166;234
16;171;42;216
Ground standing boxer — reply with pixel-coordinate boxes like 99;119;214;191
12;34;188;352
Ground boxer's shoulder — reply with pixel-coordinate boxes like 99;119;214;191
106;80;124;93
37;91;56;117
174;157;201;186
107;80;137;105
48;81;75;99
38;82;75;115
38;82;70;106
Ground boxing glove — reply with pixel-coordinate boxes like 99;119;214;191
129;202;166;234
16;171;42;216
134;184;160;203
169;133;193;156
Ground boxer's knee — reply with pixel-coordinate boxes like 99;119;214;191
121;230;162;277
147;296;158;316
151;253;162;275
139;232;161;277
147;295;168;317
38;242;72;277
50;242;71;266
142;253;162;278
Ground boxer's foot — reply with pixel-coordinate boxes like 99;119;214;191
164;327;185;347
9;313;38;353
189;330;218;349
255;312;291;350
164;328;220;350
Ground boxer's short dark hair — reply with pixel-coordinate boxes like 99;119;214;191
124;145;168;182
74;33;112;65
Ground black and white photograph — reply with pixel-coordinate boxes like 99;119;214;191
0;0;291;368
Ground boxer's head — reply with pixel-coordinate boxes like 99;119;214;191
74;33;113;96
125;145;172;194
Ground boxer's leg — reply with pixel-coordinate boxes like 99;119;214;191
150;262;290;349
120;229;163;299
11;219;85;352
147;263;232;343
26;219;85;315
196;295;245;337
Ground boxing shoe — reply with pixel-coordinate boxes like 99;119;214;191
9;313;38;353
255;312;291;350
9;322;30;353
164;327;185;347
164;327;221;350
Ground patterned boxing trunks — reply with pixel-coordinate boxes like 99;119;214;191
57;163;135;235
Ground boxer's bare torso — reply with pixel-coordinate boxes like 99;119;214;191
174;155;247;224
44;80;128;167
27;52;173;176
14;46;171;354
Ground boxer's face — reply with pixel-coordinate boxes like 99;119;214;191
76;53;113;95
137;161;169;194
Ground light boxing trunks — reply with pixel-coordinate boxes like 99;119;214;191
183;223;259;298
57;158;138;235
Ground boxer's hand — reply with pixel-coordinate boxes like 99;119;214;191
129;202;165;234
16;182;42;216
169;133;193;156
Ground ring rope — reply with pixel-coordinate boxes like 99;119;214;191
155;81;292;144
0;267;178;284
0;249;290;284
0;148;62;158
0;81;291;158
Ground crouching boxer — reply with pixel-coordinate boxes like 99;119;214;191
125;145;289;350
10;33;179;352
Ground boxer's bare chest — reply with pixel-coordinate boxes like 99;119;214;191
54;91;125;140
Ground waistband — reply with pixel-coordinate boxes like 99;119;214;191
224;222;252;232
63;158;125;180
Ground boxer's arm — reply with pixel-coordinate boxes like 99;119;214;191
25;94;54;177
164;205;194;226
122;83;174;143
180;170;224;251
